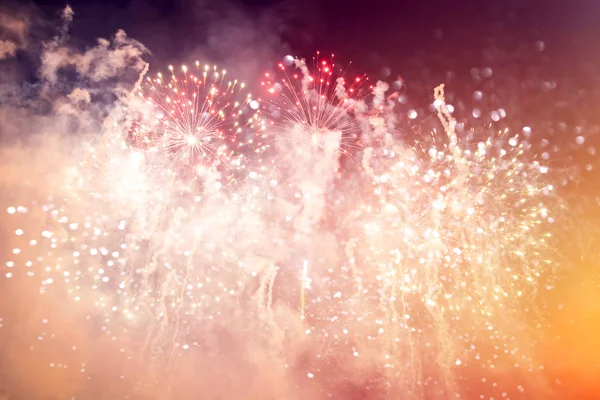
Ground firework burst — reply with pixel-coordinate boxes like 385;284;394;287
129;62;263;171
260;53;372;162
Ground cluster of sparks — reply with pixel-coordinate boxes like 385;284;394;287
260;53;370;159
2;53;559;398
128;62;262;173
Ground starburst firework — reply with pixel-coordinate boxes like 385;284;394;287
129;62;263;170
260;53;372;161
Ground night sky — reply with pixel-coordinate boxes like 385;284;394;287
26;0;599;78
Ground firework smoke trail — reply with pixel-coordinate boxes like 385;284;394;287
327;84;555;397
0;8;568;399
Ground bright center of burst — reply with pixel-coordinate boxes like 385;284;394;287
185;135;199;145
311;132;320;147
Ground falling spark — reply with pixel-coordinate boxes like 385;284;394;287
300;260;309;320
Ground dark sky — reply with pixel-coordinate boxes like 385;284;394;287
29;0;600;76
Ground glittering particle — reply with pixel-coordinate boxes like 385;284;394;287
283;55;295;66
535;40;545;51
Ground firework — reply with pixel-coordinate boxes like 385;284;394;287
0;62;276;374
129;62;264;172
301;84;557;396
260;53;372;162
